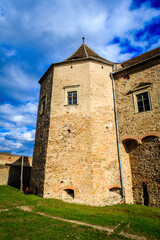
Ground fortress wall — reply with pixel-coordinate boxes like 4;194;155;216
30;70;53;197
0;165;31;191
0;152;32;166
114;59;160;138
114;59;160;207
43;60;121;205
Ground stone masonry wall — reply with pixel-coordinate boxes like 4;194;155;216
0;165;31;191
30;70;53;196
42;60;121;206
0;165;10;185
114;59;160;139
126;136;160;207
114;59;160;207
0;152;32;166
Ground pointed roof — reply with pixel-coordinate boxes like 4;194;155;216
64;43;114;65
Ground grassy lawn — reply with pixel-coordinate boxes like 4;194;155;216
0;186;160;239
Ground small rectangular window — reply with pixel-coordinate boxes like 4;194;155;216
40;96;46;114
136;92;151;112
63;85;79;106
67;91;77;105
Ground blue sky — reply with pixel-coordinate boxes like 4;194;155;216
0;0;160;157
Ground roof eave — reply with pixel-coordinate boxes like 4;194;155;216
39;64;54;84
55;57;114;66
39;57;114;85
113;54;160;75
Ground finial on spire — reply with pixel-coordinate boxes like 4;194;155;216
82;36;85;43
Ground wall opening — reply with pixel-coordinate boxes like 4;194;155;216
35;187;38;195
109;187;121;195
142;182;149;206
64;189;74;199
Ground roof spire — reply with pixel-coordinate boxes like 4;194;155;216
82;36;85;43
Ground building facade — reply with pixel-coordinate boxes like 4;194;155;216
30;43;160;207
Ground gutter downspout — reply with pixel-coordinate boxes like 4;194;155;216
110;65;125;202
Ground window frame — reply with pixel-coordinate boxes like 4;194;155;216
67;91;77;105
133;88;152;113
63;85;80;106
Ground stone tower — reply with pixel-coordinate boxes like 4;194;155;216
31;42;122;206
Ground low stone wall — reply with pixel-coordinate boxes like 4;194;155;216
0;164;31;191
0;165;10;185
0;152;32;166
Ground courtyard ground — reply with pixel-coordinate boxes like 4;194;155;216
0;186;160;240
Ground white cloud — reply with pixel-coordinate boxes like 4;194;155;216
4;129;35;142
98;43;134;62
22;130;35;141
0;0;159;66
5;64;37;90
0;0;160;156
0;128;35;156
106;1;160;38
1;0;158;48
0;101;37;129
0;63;39;103
12;115;23;122
0;133;23;153
0;100;37;156
0;123;36;156
0;140;22;152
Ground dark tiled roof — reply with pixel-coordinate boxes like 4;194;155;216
65;43;113;64
121;47;160;68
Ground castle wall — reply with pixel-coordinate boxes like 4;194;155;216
0;165;31;190
114;59;160;138
126;136;160;207
42;60;121;205
30;44;160;207
0;152;32;166
114;59;160;207
0;153;32;190
0;165;10;185
30;70;53;196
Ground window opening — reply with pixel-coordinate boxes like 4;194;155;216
136;92;150;112
64;189;74;198
68;91;77;105
40;96;46;114
142;182;149;206
42;100;45;113
109;187;121;195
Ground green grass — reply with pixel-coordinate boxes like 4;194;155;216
1;209;117;240
0;186;160;240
